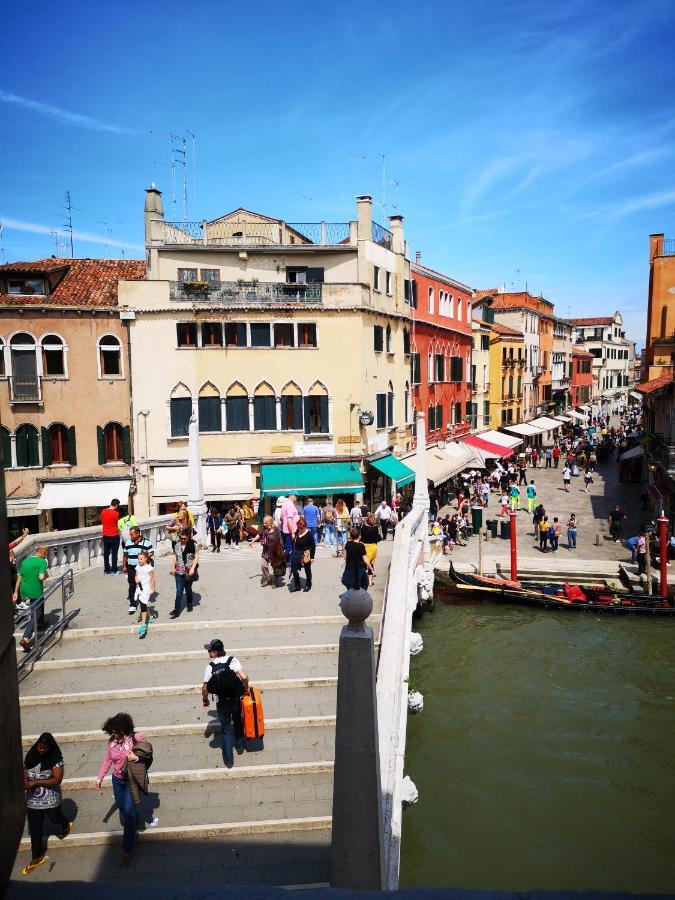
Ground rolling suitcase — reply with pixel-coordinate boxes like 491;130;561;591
241;685;264;752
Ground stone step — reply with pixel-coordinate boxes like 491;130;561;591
21;722;337;778
21;769;333;842
19;680;337;734
12;821;331;886
21;648;339;696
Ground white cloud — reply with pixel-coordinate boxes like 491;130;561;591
0;90;136;135
0;216;143;252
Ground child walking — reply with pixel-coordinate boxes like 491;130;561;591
135;551;156;639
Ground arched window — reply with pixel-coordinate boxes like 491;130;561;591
10;332;39;401
304;381;329;434
225;382;249;432
281;381;303;431
98;334;123;378
198;382;221;433
448;294;454;318
0;337;5;377
41;334;66;376
404;381;410;425
98;421;128;463
403;327;410;356
0;425;11;468
385;324;392;353
15;423;40;468
170;383;192;437
253;382;277;431
387;381;395;427
44;423;73;465
428;286;434;314
457;297;463;321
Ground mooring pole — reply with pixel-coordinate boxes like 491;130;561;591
658;513;669;602
509;507;518;581
478;527;484;576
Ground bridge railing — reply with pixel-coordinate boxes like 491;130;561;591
16;569;76;679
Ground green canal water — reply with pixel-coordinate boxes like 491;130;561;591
400;598;675;894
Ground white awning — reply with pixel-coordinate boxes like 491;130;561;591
152;464;255;502
502;422;546;437
401;444;476;486
619;445;644;462
7;496;39;517
579;405;591;411
629;391;643;401
555;415;574;423
569;410;588;421
37;479;131;510
477;430;523;449
529;416;563;432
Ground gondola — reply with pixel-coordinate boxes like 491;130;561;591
435;563;674;616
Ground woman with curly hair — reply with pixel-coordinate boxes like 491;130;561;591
94;712;146;864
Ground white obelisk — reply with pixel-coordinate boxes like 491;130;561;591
187;411;207;547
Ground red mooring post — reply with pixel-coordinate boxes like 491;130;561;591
509;507;518;581
658;513;669;603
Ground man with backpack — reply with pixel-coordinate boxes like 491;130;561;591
202;639;249;769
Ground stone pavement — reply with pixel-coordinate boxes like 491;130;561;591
10;538;390;890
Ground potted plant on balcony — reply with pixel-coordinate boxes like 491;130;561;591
183;279;210;298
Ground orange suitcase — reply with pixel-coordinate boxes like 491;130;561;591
241;686;265;739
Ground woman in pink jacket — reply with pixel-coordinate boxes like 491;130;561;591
94;712;145;864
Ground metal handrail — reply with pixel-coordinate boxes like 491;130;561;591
16;569;76;679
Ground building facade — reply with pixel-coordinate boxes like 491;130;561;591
409;262;473;443
488;321;525;428
551;317;573;409
646;233;675;377
571;349;593;407
0;258;144;537
121;188;414;514
470;299;493;432
569;312;635;409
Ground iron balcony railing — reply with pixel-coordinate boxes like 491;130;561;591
662;239;675;256
169;280;323;304
16;569;76;679
372;221;393;250
162;220;351;247
9;375;42;403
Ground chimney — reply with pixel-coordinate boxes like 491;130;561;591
389;214;405;255
356;195;373;242
649;233;664;263
415;250;421;263
145;183;164;244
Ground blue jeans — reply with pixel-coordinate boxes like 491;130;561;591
174;573;193;613
626;536;639;563
282;531;293;563
112;775;137;852
308;526;318;543
568;529;577;549
103;535;120;573
323;524;335;547
22;597;45;641
216;698;245;767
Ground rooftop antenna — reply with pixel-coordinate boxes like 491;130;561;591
59;191;77;258
170;132;188;221
50;228;69;256
186;130;196;213
0;222;4;263
390;179;400;212
377;152;386;213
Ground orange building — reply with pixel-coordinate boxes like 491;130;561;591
646;233;675;379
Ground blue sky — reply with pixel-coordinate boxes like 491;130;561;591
2;0;674;346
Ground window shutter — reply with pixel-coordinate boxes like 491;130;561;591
376;394;386;429
306;267;324;283
41;427;51;466
436;404;443;429
97;426;105;465
67;426;77;465
319;396;329;433
0;429;10;468
411;280;418;308
387;392;394;427
428;405;435;431
122;425;132;464
404;279;410;302
303;397;312;434
26;427;39;466
16;429;27;467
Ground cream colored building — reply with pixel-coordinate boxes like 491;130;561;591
121;188;414;514
470;305;491;432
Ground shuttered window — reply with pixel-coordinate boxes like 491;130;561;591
15;424;39;468
226;397;249;431
225;323;247;347
403;328;410;356
428;405;435;431
373;326;384;352
250;323;271;347
304;396;329;434
411;353;421;384
198;397;221;433
387;391;394;427
436;404;443;430
253;396;277;430
170;399;192;437
450;356;463;382
0;426;11;468
281;396;303;430
376;394;387;429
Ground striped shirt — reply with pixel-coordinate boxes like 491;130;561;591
123;537;153;568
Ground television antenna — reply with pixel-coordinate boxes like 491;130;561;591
377;152;386;212
390;179;400;212
97;220;114;253
59;191;77;257
186;130;196;212
50;229;69;256
0;222;4;263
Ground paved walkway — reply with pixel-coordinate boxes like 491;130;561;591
10;538;390;890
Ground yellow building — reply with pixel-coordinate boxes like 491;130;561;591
121;188;414;514
489;321;525;428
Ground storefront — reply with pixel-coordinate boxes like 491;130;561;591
151;463;255;514
258;461;364;515
400;444;475;507
502;421;547;446
36;477;133;531
366;454;415;508
458;434;515;469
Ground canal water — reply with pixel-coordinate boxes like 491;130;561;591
400;598;675;894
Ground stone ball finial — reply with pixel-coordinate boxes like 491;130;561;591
339;588;373;631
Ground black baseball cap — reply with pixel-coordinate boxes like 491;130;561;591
206;639;224;653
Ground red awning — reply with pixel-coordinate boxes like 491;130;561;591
647;480;673;503
460;434;514;459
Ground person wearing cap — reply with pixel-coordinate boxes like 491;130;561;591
280;493;299;563
273;496;285;529
202;640;249;769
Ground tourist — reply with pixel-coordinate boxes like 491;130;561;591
281;493;300;562
350;500;363;529
101;498;121;575
166;506;192;552
206;506;223;553
302;497;320;543
517;461;527;486
583;468;593;493
539;516;550;552
562;464;571;492
169;527;199;618
509;482;521;511
117;509;138;545
341;527;373;590
135;550;156;639
609;505;628;543
567;513;578;550
95;712;147;865
122;527;154;615
480;480;490;507
375;499;393;541
223;506;241;547
322;499;336;548
360;513;382;583
545;447;552;468
526;480;537;514
15;546;48;653
9;527;30;596
626;534;639;564
532;503;545;536
249;515;285;588
290;516;315;593
552;445;561;468
525;445;532;466
21;732;72;875
335;499;351;556
636;531;647;575
531;448;538;469
273;496;284;529
202;639;248;769
179;501;195;528
550;517;561;552
499;490;509;518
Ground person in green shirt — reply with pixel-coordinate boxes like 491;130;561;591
117;512;138;544
14;546;48;652
526;480;537;514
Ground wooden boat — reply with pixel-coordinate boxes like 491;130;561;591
436;563;674;616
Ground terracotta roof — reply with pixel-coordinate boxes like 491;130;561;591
0;258;146;307
410;262;473;293
473;289;499;302
572;349;595;358
490;292;555;314
636;374;673;395
568;316;613;326
490;321;523;338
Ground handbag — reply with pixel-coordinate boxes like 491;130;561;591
302;549;311;565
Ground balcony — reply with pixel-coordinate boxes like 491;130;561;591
161;220;352;248
502;358;515;368
9;375;42;403
372;221;393;250
663;239;675;256
169;281;323;305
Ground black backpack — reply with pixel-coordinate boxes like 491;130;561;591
207;656;244;700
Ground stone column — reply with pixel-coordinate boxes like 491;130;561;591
330;587;383;890
187;412;207;547
413;410;429;508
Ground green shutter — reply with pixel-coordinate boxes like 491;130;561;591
67;426;77;465
97;426;105;465
0;427;11;469
27;427;39;466
319;395;329;433
122;425;132;464
41;427;51;466
303;397;312;434
16;428;27;468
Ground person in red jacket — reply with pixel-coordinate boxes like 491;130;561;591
552;445;561;468
100;499;121;575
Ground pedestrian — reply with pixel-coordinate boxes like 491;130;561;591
223;506;240;547
567;513;578;550
94;712;147;865
545;447;552;468
375;499;392;541
166;507;192;553
531;448;538;469
341;527;373;590
290;516;315;593
21;733;72;875
302;497;320;543
360;513;382;584
517;463;527;486
273;496;284;530
135;550;156;639
117;509;138;546
533;503;545;536
589;449;597;472
169;527;199;618
202;640;248;769
550;517;561;552
626;534;639;564
281;494;300;562
553;445;561;468
15;545;48;653
249;515;286;588
609;505;628;543
350;500;363;529
583;468;593;493
322;499;336;549
526;480;537;514
206;506;223;553
499;491;509;518
481;480;490;507
636;531;647;575
509;482;521;511
562;464;571;492
539;516;549;552
525;445;532;466
122;527;154;616
9;527;30;598
101;498;121;575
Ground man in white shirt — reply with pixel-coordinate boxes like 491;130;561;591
350;502;363;528
375;500;392;540
202;639;249;769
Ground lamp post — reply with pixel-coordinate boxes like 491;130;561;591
658;512;669;602
509;506;518;581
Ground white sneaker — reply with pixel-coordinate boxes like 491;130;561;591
128;605;136;614
16;601;30;611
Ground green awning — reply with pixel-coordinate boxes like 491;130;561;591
260;462;364;497
369;454;416;486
